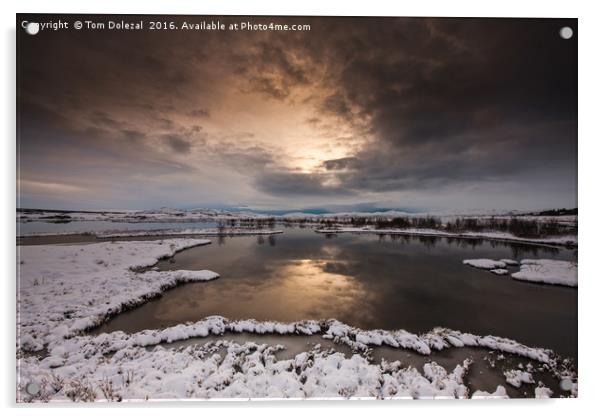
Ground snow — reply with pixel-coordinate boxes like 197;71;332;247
504;369;535;388
17;239;219;350
17;207;269;223
471;386;509;399
463;259;507;270
534;382;553;398
18;340;483;401
17;239;577;401
316;227;577;247
463;259;512;276
96;228;283;238
511;259;577;287
463;258;578;286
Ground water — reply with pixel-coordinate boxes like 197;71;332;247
17;220;219;236
94;228;577;359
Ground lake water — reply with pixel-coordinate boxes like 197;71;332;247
17;220;219;236
94;228;577;359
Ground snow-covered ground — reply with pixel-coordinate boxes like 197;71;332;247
17;239;219;350
17;239;577;401
512;259;578;287
17;207;268;223
316;227;577;247
462;258;577;287
18;207;577;227
20;337;516;401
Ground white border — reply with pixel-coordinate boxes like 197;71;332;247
2;1;601;415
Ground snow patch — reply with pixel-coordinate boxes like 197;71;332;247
511;259;577;287
504;369;535;388
463;259;507;270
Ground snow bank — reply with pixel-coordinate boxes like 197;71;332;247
17;239;218;350
511;259;577;287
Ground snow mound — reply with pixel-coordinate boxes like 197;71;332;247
463;259;507;270
490;269;509;275
504;369;535;388
534;382;553;398
511;259;577;287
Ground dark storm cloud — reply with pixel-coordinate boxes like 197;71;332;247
163;134;193;154
307;18;577;196
255;171;353;197
234;40;312;100
121;129;146;143
17;15;577;210
188;108;210;118
323;157;359;171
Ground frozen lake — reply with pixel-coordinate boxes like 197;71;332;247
93;228;577;359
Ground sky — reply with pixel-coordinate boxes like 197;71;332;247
17;15;577;213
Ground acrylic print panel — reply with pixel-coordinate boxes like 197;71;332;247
16;14;577;401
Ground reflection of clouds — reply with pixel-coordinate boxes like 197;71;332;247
145;256;377;326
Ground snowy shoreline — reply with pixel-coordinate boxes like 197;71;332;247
95;228;284;239
17;228;284;239
316;227;577;247
17;238;577;401
18;315;577;401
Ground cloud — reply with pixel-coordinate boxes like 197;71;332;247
19;179;86;194
322;157;359;171
16;15;577;210
255;171;353;196
163;134;193;154
188;108;210;118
